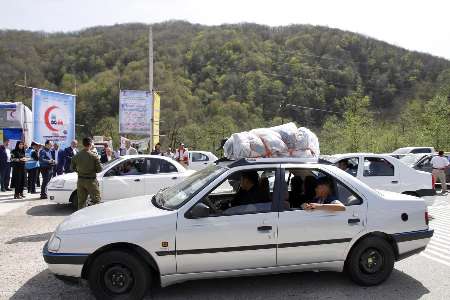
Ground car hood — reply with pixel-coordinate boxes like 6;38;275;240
58;195;174;234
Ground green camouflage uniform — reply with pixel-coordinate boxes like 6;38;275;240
71;148;102;210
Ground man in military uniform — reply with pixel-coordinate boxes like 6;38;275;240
71;137;102;210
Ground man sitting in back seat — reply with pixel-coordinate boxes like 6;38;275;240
301;177;345;212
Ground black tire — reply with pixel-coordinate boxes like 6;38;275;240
346;236;395;286
69;191;78;210
87;250;151;300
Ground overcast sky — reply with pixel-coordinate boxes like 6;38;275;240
1;0;449;59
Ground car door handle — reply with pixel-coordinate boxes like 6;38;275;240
257;226;272;231
348;218;360;224
134;179;141;182
391;181;398;184
171;177;178;180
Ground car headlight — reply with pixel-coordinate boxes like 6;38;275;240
48;233;61;252
49;178;65;188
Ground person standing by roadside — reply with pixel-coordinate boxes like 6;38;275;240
431;151;449;195
0;140;12;191
100;145;114;163
51;143;64;177
124;140;138;155
25;142;40;194
11;141;27;199
151;142;163;155
0;142;8;192
63;139;78;173
39;140;55;199
71;137;102;210
175;143;189;167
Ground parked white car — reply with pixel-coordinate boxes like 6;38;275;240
188;151;218;171
47;155;195;208
390;147;435;159
327;153;435;197
44;157;433;299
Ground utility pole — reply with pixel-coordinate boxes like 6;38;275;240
149;26;154;153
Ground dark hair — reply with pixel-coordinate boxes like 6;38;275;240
316;177;332;188
82;137;92;147
241;171;259;186
339;160;349;167
45;140;51;146
14;141;23;150
439;150;444;156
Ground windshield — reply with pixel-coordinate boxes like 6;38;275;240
154;165;226;210
399;154;426;166
102;157;122;170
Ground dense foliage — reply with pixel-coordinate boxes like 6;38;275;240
1;21;449;153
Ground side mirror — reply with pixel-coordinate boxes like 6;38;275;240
188;202;210;219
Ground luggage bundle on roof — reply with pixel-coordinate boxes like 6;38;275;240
223;122;320;160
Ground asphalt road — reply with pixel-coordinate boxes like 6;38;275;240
0;191;449;300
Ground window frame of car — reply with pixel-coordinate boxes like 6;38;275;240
363;156;395;177
191;152;209;162
146;157;179;174
183;165;283;219
104;157;147;177
279;165;364;212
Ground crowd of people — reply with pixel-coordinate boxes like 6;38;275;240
0;137;192;206
0;139;79;199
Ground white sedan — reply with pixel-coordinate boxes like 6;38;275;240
327;153;435;197
44;157;432;299
47;155;195;208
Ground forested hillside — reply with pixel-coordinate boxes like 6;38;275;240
1;21;449;153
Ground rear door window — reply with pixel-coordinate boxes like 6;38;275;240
363;157;394;176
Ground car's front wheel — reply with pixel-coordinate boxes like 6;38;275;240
346;236;395;286
87;250;151;299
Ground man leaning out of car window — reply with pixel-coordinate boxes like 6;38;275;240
301;177;346;212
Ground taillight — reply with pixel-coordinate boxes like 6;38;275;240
432;175;436;190
425;211;430;225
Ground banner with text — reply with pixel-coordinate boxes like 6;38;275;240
119;90;152;136
32;88;76;149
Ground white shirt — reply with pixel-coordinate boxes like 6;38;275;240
5;148;11;162
431;156;449;169
55;149;59;163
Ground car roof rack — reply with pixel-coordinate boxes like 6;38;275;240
215;157;332;168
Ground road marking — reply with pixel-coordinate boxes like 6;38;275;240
421;204;450;267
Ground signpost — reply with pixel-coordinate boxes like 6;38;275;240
32;88;76;148
119;90;153;136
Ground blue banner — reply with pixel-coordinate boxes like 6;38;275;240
32;89;76;149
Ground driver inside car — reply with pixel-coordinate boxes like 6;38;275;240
301;177;346;212
233;171;261;206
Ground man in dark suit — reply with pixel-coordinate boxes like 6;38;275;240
63;139;78;173
0;140;12;192
51;143;64;177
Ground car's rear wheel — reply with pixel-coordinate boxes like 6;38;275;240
346;236;395;286
87;250;151;300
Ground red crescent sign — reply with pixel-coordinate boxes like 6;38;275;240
44;105;59;132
